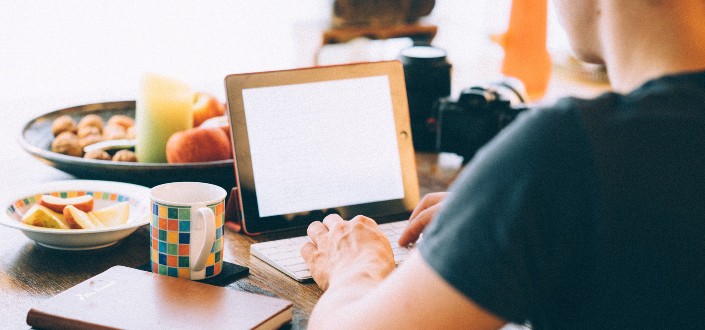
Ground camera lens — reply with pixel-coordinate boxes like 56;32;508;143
399;46;451;151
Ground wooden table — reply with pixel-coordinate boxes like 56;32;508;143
0;152;462;329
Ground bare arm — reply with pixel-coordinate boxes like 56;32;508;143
301;214;506;330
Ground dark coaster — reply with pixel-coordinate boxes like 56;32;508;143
135;261;249;287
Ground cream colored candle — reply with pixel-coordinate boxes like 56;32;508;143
135;73;193;163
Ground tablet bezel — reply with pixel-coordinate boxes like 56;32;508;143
224;61;419;234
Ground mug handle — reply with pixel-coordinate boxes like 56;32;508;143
191;207;216;272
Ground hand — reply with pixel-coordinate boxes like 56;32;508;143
398;192;448;246
301;214;395;291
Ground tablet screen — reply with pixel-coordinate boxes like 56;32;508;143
242;76;404;217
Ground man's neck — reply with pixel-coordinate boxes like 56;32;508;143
599;1;705;93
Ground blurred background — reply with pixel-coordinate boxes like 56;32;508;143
0;0;609;184
0;0;602;106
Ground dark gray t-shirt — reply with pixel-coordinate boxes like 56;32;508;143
418;71;705;329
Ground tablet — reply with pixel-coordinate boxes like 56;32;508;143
224;61;419;234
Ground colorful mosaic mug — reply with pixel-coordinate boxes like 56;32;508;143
149;182;227;280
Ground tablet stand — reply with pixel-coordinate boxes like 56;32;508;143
224;187;243;233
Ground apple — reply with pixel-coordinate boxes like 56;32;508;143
166;127;232;163
39;195;94;213
21;204;70;229
192;92;225;127
90;202;130;227
199;116;231;143
63;205;103;229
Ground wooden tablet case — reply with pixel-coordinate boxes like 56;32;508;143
224;61;420;235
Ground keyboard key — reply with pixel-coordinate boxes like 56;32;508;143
280;257;303;267
288;263;310;272
295;270;312;278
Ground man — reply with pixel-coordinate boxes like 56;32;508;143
301;1;705;328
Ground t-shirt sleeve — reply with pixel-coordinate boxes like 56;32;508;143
417;103;596;323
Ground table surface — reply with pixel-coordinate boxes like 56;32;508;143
0;1;610;328
0;152;461;329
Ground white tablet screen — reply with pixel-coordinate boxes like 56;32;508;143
242;75;404;217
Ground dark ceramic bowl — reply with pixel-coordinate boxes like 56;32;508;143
20;101;236;189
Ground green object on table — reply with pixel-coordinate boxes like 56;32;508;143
135;73;193;163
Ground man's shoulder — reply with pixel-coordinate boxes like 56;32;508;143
482;96;600;163
527;69;705;126
536;91;622;125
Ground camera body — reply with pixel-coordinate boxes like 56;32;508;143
435;78;528;162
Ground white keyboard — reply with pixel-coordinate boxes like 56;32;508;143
250;220;412;282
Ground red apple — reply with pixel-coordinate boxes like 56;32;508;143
199;116;231;143
192;92;225;127
40;195;94;213
63;205;102;229
166;127;232;163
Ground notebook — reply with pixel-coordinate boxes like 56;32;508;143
26;266;292;330
224;61;420;234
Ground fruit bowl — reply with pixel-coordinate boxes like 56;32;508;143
1;180;151;250
19;101;235;189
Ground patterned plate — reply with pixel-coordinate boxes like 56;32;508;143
1;180;150;250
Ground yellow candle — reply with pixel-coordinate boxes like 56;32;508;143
135;73;193;163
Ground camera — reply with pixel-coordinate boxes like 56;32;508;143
436;78;529;163
400;45;530;163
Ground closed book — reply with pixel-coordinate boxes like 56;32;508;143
26;266;292;330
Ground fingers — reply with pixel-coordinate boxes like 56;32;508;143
350;215;376;226
398;205;436;246
301;241;316;263
307;221;328;245
300;241;330;290
306;214;343;255
409;192;447;223
322;213;344;229
401;192;447;246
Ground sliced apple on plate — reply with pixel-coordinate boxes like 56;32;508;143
21;204;70;229
63;205;104;229
21;198;129;230
39;194;94;213
89;202;130;227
